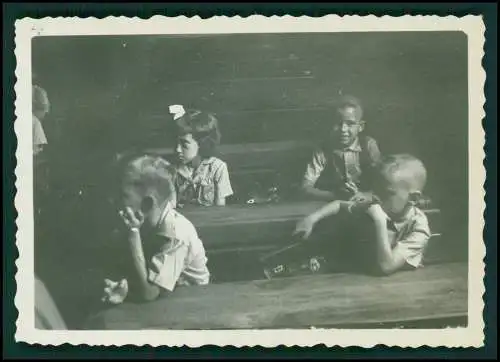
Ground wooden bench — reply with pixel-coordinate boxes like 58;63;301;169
118;140;313;199
85;201;442;262
139;140;312;172
83;261;467;330
182;202;445;283
63;200;445;287
36;142;450;328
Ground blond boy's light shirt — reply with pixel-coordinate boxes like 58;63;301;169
147;209;210;292
381;206;431;268
175;157;233;206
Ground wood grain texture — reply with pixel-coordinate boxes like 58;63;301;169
140;108;331;145
33;34;468;226
180;203;442;249
84;262;468;330
134;140;313;177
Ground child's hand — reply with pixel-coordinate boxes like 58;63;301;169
293;216;316;240
366;203;387;222
119;207;145;231
350;191;375;204
345;181;359;195
101;278;128;305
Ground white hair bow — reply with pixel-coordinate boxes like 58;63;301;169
169;104;186;120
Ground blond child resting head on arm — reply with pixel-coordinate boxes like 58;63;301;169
295;154;431;275
102;155;210;304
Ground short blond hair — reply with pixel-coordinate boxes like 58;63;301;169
122;155;177;204
379;154;427;191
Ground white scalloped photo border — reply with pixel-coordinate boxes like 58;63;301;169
13;15;486;348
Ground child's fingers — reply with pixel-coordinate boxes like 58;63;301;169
292;224;304;235
118;210;125;220
109;295;124;305
346;182;358;194
134;210;145;223
118;210;131;224
126;207;137;219
293;228;308;240
104;279;118;287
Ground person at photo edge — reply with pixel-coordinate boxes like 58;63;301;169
32;84;50;158
35;276;67;330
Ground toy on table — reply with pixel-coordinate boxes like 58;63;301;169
260;236;328;280
246;186;280;205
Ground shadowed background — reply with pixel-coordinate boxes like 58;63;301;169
32;32;469;328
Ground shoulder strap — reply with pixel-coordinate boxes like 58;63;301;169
358;135;376;190
359;135;371;166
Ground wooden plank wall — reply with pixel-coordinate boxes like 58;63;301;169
32;32;469;252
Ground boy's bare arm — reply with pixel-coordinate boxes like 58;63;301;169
301;184;337;201
301;151;335;201
294;200;351;239
127;230;161;301
120;207;160;301
366;205;407;275
214;196;226;206
309;200;351;222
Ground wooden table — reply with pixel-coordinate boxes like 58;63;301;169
181;202;442;252
84;262;467;330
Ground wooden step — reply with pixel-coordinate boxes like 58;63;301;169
83;262;468;330
119;140;312;175
181;202;443;252
76;202;443;266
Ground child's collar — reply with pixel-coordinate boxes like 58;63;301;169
384;205;417;230
343;137;362;152
155;201;175;236
330;137;362;152
176;157;215;179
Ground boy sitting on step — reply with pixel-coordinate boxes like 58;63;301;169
302;95;382;203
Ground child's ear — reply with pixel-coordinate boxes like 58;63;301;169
408;191;422;205
141;196;155;213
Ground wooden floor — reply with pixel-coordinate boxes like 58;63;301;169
84;262;467;330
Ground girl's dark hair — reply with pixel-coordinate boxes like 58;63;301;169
175;109;221;158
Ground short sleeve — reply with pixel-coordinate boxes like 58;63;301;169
302;150;327;187
393;214;431;268
148;240;189;292
35;277;67;330
365;137;381;166
214;161;233;200
33;116;48;146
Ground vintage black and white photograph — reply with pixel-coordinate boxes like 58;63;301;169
15;15;485;347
